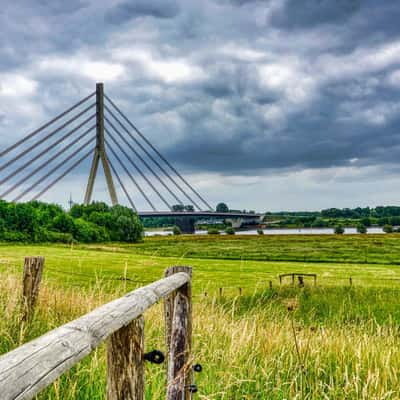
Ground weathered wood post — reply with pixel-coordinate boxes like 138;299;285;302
21;256;44;322
164;266;192;400
219;287;223;297
269;280;273;289
166;293;189;399
239;287;242;296
107;316;145;400
349;277;353;286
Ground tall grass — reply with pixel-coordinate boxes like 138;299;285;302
1;268;400;399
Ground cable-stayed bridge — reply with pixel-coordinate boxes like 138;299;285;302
0;83;261;232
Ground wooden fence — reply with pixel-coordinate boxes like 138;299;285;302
0;258;193;400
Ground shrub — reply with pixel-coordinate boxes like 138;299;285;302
73;219;109;243
257;229;264;235
207;228;220;235
225;227;235;235
334;225;345;234
172;226;182;235
51;214;74;233
356;223;367;234
383;224;393;233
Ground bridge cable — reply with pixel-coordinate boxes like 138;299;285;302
105;115;184;207
105;124;173;210
13;137;95;202
0;117;96;187
105;137;158;211
105;95;213;211
106;156;137;212
31;147;94;201
104;105;202;210
0;104;96;173
0;92;95;158
105;133;160;211
1;125;95;198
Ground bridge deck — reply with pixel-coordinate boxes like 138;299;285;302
138;211;262;218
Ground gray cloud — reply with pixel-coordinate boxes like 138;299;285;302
105;0;180;24
1;0;400;210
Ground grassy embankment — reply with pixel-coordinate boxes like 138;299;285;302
1;234;400;398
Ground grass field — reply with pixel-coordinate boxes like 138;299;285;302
1;234;400;399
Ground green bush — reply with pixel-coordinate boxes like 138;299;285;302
334;225;345;234
172;226;182;235
356;223;367;234
383;224;393;233
208;228;220;235
225;227;235;235
257;229;264;235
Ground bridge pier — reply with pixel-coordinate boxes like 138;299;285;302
174;217;196;234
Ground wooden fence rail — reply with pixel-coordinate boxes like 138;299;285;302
0;265;192;400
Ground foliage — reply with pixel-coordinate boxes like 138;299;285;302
216;202;229;213
383;224;393;233
257;229;264;235
356;223;367;234
225;227;235;235
171;204;194;212
0;200;143;243
172;226;182;235
264;206;400;229
207;228;220;235
334;225;345;234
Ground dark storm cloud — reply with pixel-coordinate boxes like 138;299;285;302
1;0;400;181
105;0;180;24
270;0;362;29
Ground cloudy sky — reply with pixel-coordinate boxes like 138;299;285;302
1;0;400;211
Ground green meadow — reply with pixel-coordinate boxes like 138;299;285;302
1;234;400;399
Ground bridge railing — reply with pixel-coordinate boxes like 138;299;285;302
0;265;193;400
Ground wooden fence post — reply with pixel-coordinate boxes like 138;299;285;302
166;293;189;399
21;256;44;322
219;287;223;297
164;266;192;400
107;315;144;400
269;280;273;290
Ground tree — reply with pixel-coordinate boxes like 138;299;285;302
383;224;393;233
184;205;194;212
356;223;367;234
216;203;229;213
334;225;344;234
257;229;264;235
360;217;371;227
225;227;235;235
51;214;74;233
172;204;185;212
172;225;181;235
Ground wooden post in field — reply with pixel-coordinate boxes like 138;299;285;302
21;256;44;322
269;280;273;289
349;277;353;286
239;287;242;296
219;287;223;297
107;316;144;400
164;266;192;400
166;293;189;399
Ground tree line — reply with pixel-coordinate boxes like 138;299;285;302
264;206;400;228
0;200;143;243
